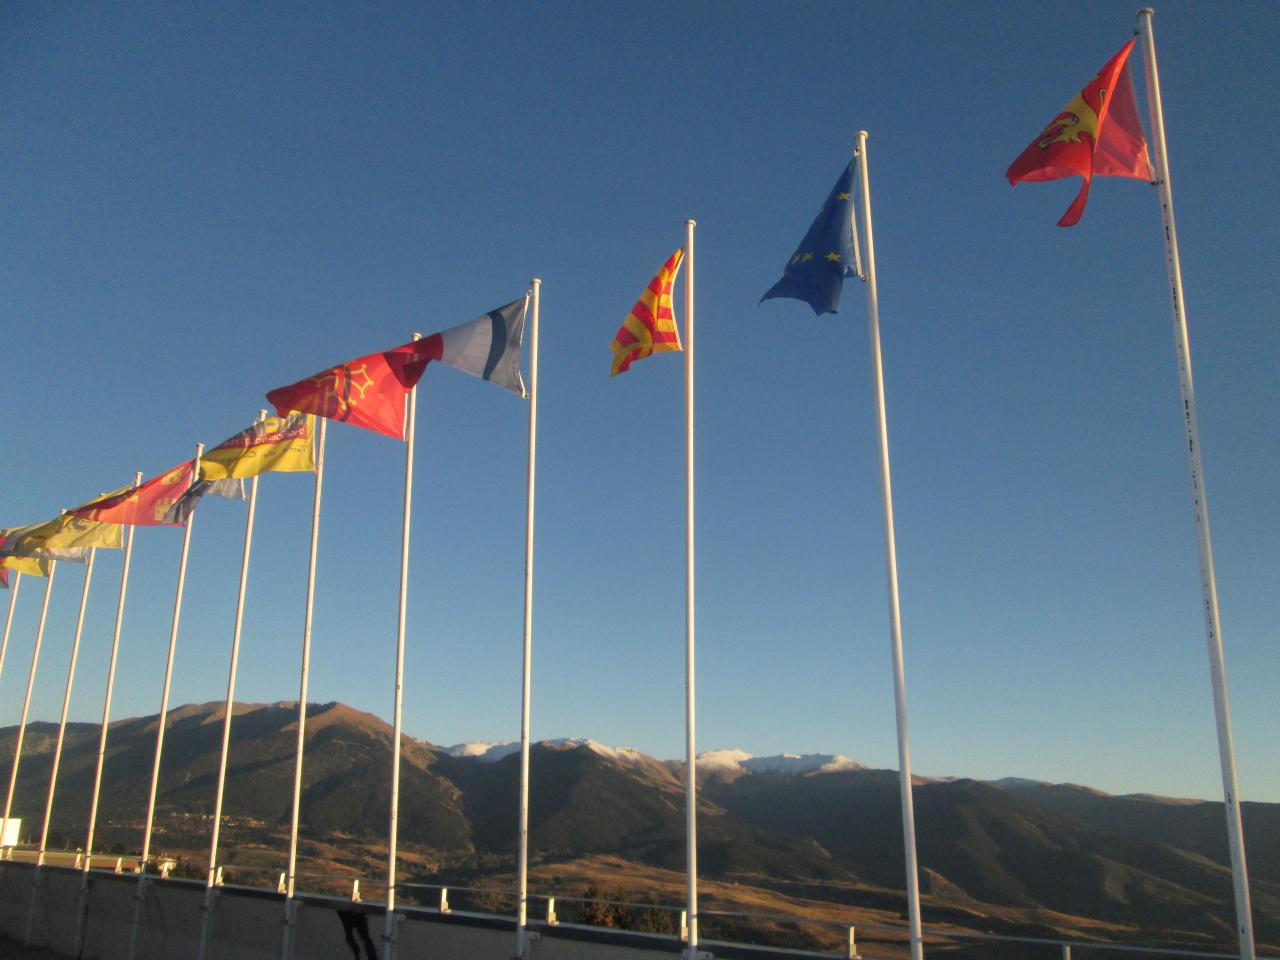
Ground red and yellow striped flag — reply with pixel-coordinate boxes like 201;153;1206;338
610;248;685;376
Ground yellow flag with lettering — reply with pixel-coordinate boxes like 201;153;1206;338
2;514;122;557
200;412;317;480
2;554;51;577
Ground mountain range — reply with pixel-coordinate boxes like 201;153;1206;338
0;700;1275;955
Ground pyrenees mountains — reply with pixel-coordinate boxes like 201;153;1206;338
0;700;1276;953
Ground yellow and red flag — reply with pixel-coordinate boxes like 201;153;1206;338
201;412;316;479
71;460;197;527
611;249;685;376
1006;38;1152;226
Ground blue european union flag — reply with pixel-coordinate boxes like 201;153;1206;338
760;159;858;315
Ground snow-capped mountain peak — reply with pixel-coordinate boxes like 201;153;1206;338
445;736;650;765
446;740;520;762
697;749;864;775
446;739;863;776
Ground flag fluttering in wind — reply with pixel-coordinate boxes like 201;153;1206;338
200;412;317;479
761;159;858;315
162;477;246;526
610;249;685;375
1006;38;1152;226
1;555;51;579
71;461;197;527
267;298;529;438
0;533;52;584
1;514;121;560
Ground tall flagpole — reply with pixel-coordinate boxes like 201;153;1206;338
130;443;202;960
682;218;699;960
198;413;265;960
1;560;57;858
77;472;141;954
34;551;95;866
26;549;95;942
0;572;23;699
281;416;326;960
855;130;925;960
515;283;540;960
1136;12;1254;959
383;334;420;960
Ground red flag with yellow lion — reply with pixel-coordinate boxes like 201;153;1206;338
1007;38;1152;226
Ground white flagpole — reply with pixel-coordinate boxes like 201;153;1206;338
26;548;95;941
198;413;265;960
682;218;699;960
0;571;23;696
1136;12;1255;959
130;443;202;960
1;560;57;857
515;283;540;960
383;335;420;960
77;472;141;953
34;551;95;866
281;416;326;960
855;130;925;960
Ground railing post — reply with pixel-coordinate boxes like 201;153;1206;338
847;925;861;960
351;879;361;902
680;910;689;942
1062;946;1072;960
546;897;557;926
439;887;451;914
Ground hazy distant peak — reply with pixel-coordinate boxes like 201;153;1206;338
990;776;1052;790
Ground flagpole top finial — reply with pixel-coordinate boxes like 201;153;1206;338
855;130;869;140
412;332;422;341
685;218;696;227
530;277;541;287
1138;7;1154;19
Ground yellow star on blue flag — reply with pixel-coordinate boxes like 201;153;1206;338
761;159;857;315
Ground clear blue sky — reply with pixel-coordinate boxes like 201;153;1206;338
2;1;1276;803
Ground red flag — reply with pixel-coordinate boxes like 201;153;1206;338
1006;39;1152;226
267;305;529;439
266;342;431;439
70;460;196;526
